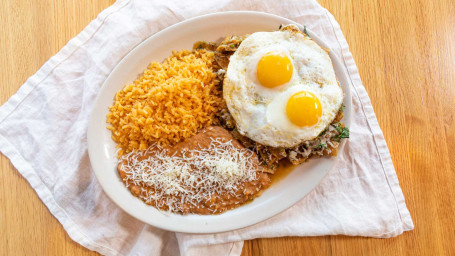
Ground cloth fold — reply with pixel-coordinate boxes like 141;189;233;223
0;0;413;255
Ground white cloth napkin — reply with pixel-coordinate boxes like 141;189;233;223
0;0;414;255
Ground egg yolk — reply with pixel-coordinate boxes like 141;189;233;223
286;91;322;127
257;52;293;88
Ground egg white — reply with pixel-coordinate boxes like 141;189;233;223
223;29;343;148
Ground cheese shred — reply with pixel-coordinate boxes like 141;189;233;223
119;139;258;213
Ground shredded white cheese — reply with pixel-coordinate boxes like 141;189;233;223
119;138;258;213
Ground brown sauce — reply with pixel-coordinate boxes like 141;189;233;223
270;160;297;185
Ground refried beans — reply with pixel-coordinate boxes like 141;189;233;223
117;126;271;214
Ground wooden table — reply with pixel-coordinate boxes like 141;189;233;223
1;0;454;255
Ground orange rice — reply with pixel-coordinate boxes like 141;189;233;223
107;50;223;157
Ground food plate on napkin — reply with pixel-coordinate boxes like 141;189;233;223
87;11;352;233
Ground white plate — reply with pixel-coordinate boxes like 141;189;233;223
88;11;351;233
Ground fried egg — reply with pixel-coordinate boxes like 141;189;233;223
223;25;343;148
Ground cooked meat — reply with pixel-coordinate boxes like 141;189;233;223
192;41;218;51
214;35;248;69
216;35;248;52
192;35;248;70
286;123;344;165
218;108;348;168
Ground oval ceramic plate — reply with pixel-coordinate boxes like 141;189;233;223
88;11;351;233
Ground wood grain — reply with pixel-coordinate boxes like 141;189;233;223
1;0;454;255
